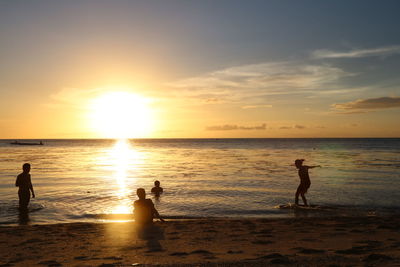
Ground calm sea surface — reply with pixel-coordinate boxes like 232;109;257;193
0;138;399;225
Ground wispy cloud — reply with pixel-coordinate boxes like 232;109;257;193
279;125;306;130
241;104;272;109
206;123;266;131
168;62;352;104
332;96;400;113
312;45;400;59
294;124;306;129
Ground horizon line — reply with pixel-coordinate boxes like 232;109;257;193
1;137;399;140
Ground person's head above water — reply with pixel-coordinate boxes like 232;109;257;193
22;163;31;173
154;180;160;187
295;159;304;168
136;188;146;200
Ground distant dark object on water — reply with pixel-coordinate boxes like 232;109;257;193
10;141;44;146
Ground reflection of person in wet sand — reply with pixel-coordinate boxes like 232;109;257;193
294;159;320;206
151;180;163;197
15;163;35;211
134;188;164;224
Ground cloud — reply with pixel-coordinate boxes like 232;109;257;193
332;96;400;113
294;124;306;129
241;104;272;109
312;45;400;59
168;61;352;104
279;125;306;130
206;123;266;131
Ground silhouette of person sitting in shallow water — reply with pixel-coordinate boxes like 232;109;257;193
151;180;163;197
294;159;320;206
134;188;164;224
15;163;35;211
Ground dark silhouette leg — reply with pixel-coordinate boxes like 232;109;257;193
295;186;301;205
18;209;30;225
18;190;30;211
301;193;308;206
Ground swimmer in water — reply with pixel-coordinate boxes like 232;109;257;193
151;180;163;197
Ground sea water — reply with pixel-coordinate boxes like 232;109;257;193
0;138;399;225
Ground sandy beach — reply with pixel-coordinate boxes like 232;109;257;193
1;215;399;267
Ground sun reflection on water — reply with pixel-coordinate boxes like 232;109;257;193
109;139;142;215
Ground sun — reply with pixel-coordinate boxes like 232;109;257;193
88;91;153;138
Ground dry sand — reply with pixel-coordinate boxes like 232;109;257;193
1;216;400;266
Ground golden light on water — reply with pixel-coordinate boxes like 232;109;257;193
109;139;143;215
112;204;131;215
88;91;153;139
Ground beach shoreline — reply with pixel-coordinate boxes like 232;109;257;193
1;215;399;266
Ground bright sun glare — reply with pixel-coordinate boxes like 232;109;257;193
108;139;143;215
88;91;153;138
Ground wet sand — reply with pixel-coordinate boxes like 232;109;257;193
1;216;399;266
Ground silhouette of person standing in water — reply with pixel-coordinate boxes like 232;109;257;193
134;188;164;224
15;163;35;211
294;159;320;206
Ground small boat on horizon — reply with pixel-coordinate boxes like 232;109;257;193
10;141;44;146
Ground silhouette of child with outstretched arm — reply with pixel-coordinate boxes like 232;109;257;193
151;180;163;197
134;188;164;224
294;159;320;206
15;163;35;211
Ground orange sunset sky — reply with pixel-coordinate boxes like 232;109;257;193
1;1;400;139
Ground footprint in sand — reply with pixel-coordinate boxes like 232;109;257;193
190;249;213;255
296;247;326;254
252;240;274;245
169;252;188;257
74;256;88;260
102;256;123;260
227;250;243;254
37;260;62;267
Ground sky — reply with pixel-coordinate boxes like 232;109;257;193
1;0;400;138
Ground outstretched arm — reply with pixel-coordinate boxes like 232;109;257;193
307;165;321;169
152;207;165;222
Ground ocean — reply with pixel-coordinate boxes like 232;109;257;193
0;138;399;225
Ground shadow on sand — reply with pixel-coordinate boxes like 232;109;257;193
136;223;165;252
